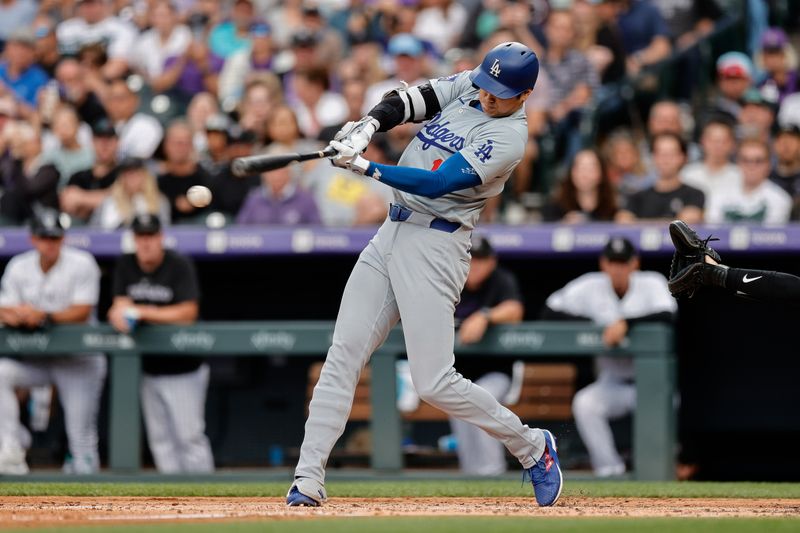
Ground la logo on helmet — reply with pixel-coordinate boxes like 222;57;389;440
490;59;501;77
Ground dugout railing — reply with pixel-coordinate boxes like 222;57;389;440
0;322;675;480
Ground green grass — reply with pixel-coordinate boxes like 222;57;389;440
8;518;800;533
1;481;800;499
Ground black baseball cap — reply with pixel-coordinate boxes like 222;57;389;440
602;236;637;262
777;123;800;137
30;209;65;238
117;156;147;174
227;125;257;144
91;118;117;137
131;214;162;235
291;29;318;48
470;235;495;259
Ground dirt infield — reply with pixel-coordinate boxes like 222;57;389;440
1;496;799;527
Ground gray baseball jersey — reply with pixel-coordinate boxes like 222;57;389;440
394;70;528;230
294;70;548;494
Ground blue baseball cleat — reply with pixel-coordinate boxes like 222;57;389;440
526;429;563;507
286;477;327;507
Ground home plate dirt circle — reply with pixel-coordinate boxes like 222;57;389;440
2;497;799;526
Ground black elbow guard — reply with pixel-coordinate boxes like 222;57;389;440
368;83;442;132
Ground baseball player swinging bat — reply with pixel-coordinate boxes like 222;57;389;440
287;41;563;509
231;146;337;176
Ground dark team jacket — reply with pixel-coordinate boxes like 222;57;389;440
112;250;203;375
454;266;523;381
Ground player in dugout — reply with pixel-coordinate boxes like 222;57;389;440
0;209;106;475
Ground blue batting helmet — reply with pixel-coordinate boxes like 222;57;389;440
469;42;539;99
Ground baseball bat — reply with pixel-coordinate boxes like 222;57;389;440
231;146;337;176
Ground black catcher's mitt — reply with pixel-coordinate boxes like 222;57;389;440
668;220;722;298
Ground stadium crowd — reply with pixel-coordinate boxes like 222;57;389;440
0;0;794;228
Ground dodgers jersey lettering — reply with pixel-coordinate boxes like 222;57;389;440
394;70;528;229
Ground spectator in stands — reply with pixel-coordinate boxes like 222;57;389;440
157;34;224;106
186;92;221;157
680;119;741;197
266;104;320;156
756;28;798;106
541;9;599;161
542;149;618;223
614;0;671;77
603;129;656;196
0;209;106;475
292;67;348;140
281;29;324;106
706;51;754;123
208;126;259;218
199;113;230;177
54;58;108;127
737;88;777;143
543;236;675;477
651;0;722;100
705;138;791;224
0;28;49;114
362;33;428;113
56;0;137;80
0;121;59;223
647;99;685;138
651;0;722;51
413;0;468;56
208;0;256;59
158;121;211;223
319;77;367;143
296;2;344;68
336;36;385;88
0;0;36;44
218;22;274;108
616;132;704;224
301;138;391;227
108;214;214;474
40;105;94;187
641;100;695;173
577;0;627;86
32;15;60;78
130;0;192;83
449;234;524;476
237;75;282;145
236;144;321;225
105;79;164;160
90;157;170;229
778;93;800;132
770;123;800;201
60;119;119;223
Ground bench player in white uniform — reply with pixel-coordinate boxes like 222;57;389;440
543;237;676;476
0;210;106;474
288;42;563;507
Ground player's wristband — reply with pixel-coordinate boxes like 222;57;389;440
480;307;492;323
350;155;370;175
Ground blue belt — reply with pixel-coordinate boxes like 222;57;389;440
388;203;461;233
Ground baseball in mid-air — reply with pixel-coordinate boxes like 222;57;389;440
187;185;212;208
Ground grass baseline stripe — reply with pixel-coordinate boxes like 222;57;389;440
1;481;800;499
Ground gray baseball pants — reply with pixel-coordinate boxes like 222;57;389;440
295;219;544;483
